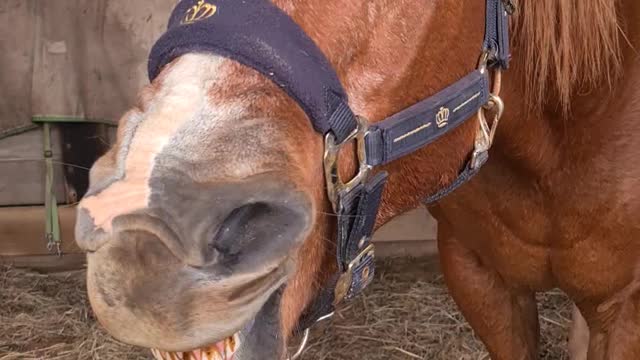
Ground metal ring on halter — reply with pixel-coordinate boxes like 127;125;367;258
477;51;490;74
287;328;310;360
323;116;372;212
478;50;502;96
288;312;334;359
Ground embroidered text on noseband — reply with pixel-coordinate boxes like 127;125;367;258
149;0;512;356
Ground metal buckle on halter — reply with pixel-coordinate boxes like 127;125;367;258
323;116;372;212
501;0;517;15
333;243;375;304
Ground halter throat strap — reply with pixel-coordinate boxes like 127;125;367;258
148;0;512;338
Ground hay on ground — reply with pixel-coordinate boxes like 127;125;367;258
0;257;571;360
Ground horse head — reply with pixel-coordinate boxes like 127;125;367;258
75;0;494;358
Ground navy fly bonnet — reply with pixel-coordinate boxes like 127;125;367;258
149;0;512;338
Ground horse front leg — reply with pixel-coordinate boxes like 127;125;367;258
437;222;539;360
586;285;640;359
568;304;589;360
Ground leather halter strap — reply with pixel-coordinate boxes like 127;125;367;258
149;0;512;337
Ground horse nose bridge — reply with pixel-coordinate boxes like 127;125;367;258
74;207;167;253
74;185;153;252
75;207;111;252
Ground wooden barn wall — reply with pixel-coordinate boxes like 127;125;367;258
0;128;67;205
0;0;177;138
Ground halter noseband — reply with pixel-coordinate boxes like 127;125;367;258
149;0;513;354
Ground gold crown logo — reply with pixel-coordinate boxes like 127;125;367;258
436;106;450;128
183;0;217;24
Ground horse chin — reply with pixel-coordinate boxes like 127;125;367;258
150;288;285;360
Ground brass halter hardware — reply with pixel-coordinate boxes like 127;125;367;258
471;51;505;169
472;94;504;169
287;328;310;360
333;243;375;304
287;312;334;360
323;116;372;212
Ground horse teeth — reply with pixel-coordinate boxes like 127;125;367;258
202;347;223;360
151;349;189;360
150;333;239;360
151;349;165;360
226;334;240;355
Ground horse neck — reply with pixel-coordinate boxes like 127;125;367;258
358;1;490;223
495;0;640;180
341;0;640;226
284;1;638;225
284;0;489;223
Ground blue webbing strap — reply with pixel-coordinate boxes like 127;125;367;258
424;151;488;204
295;171;387;334
365;71;490;166
484;0;511;69
364;0;507;167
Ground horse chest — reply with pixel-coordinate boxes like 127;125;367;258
435;160;640;296
436;186;557;290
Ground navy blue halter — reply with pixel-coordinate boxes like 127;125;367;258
149;0;512;335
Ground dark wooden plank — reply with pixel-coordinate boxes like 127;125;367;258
0;253;85;272
0;206;82;256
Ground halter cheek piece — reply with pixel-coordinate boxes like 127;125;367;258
149;0;512;355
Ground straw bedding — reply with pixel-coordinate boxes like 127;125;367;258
0;257;571;360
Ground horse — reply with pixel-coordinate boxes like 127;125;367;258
74;0;639;359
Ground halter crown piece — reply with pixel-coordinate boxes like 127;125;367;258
149;0;512;355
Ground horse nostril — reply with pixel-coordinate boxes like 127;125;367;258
207;199;309;269
210;203;271;258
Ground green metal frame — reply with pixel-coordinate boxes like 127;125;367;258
32;116;116;256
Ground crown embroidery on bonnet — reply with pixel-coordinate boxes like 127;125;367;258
182;0;217;24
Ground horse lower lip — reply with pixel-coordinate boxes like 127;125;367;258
151;332;240;360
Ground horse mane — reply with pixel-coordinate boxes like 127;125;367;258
512;0;622;114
